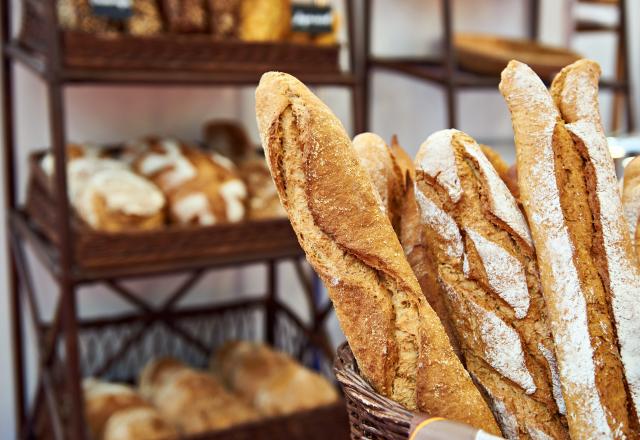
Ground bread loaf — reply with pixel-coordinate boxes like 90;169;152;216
353;133;405;230
133;138;247;226
83;379;150;440
163;0;207;33
103;407;178;440
414;128;568;439
138;357;189;403
127;0;163;36
255;71;498;431
622;156;640;258
240;0;290;41
211;341;338;416
500;59;640;439
480;145;519;199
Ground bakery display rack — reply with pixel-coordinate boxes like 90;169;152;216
362;0;634;132
1;0;363;439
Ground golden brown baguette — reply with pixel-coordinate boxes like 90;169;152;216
353;133;404;231
500;59;638;439
480;144;519;200
623;156;640;258
210;341;339;416
255;71;499;431
414;128;568;439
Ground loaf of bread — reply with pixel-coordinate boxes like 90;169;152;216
353;133;404;230
57;0;115;34
211;341;338;416
622;156;640;258
103;407;178;440
163;0;207;33
255;71;499;431
133;138;247;226
414;128;568;439
240;0;290;41
127;0;163;36
208;0;241;38
84;379;150;440
138;357;189;403
237;156;285;219
500;59;640;438
479;144;519;199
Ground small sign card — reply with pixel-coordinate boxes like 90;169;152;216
89;0;133;20
291;4;333;35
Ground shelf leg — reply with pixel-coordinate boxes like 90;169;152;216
362;0;372;132
442;0;457;129
619;0;635;132
1;0;26;435
265;260;277;346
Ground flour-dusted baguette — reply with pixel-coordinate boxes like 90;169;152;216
353;133;404;230
414;128;567;439
550;59;640;425
500;59;638;439
623;156;640;257
255;71;499;431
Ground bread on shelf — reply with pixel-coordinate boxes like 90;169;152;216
162;0;207;33
239;0;290;41
127;0;163;36
255;71;499;432
622;155;640;258
103;406;178;440
500;59;640;439
132;138;247;226
211;341;339;416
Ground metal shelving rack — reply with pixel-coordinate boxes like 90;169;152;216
1;1;364;439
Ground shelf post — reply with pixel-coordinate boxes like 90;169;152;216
361;0;372;133
348;0;366;134
442;0;457;128
1;0;27;437
618;0;634;132
265;260;277;346
42;0;87;438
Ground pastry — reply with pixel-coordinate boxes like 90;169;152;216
239;0;290;42
103;407;178;440
133;138;247;226
163;0;207;33
414;128;567;439
211;341;339;416
622;155;640;258
83;379;150;440
255;71;499;432
500;59;640;439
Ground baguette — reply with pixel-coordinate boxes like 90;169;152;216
622;156;640;258
255;71;499;431
500;59;639;439
414;128;567;439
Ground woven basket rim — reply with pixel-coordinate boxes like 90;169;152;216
334;342;414;433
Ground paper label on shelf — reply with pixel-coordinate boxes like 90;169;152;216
89;0;133;19
291;4;333;34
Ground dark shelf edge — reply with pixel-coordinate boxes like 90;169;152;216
10;209;305;284
4;40;356;87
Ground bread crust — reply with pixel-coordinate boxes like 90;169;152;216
255;72;498;431
551;59;640;427
623;156;640;258
414;129;567;439
500;59;635;439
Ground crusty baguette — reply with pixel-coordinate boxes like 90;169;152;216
255;71;499;431
500;59;637;439
353;133;404;230
550;59;640;426
414;128;568;439
480;144;519;200
623;156;640;257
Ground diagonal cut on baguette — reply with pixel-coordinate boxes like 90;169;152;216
255;71;499;432
500;59;640;439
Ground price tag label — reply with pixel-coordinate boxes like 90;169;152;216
291;4;333;35
89;0;133;19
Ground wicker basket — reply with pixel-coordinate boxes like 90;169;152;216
334;342;414;440
19;0;340;73
36;300;349;439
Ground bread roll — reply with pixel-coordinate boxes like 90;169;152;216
500;59;640;439
83;379;150;440
211;341;338;416
240;0;290;41
103;407;178;440
353;133;404;230
255;71;498;432
133;139;247;226
138;357;189;403
237;156;285;219
127;0;163;36
163;0;207;33
622;156;640;258
153;368;259;434
208;0;241;38
414;128;567;439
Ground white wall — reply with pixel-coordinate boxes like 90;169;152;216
1;1;638;438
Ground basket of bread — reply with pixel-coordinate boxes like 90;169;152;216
254;60;640;439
